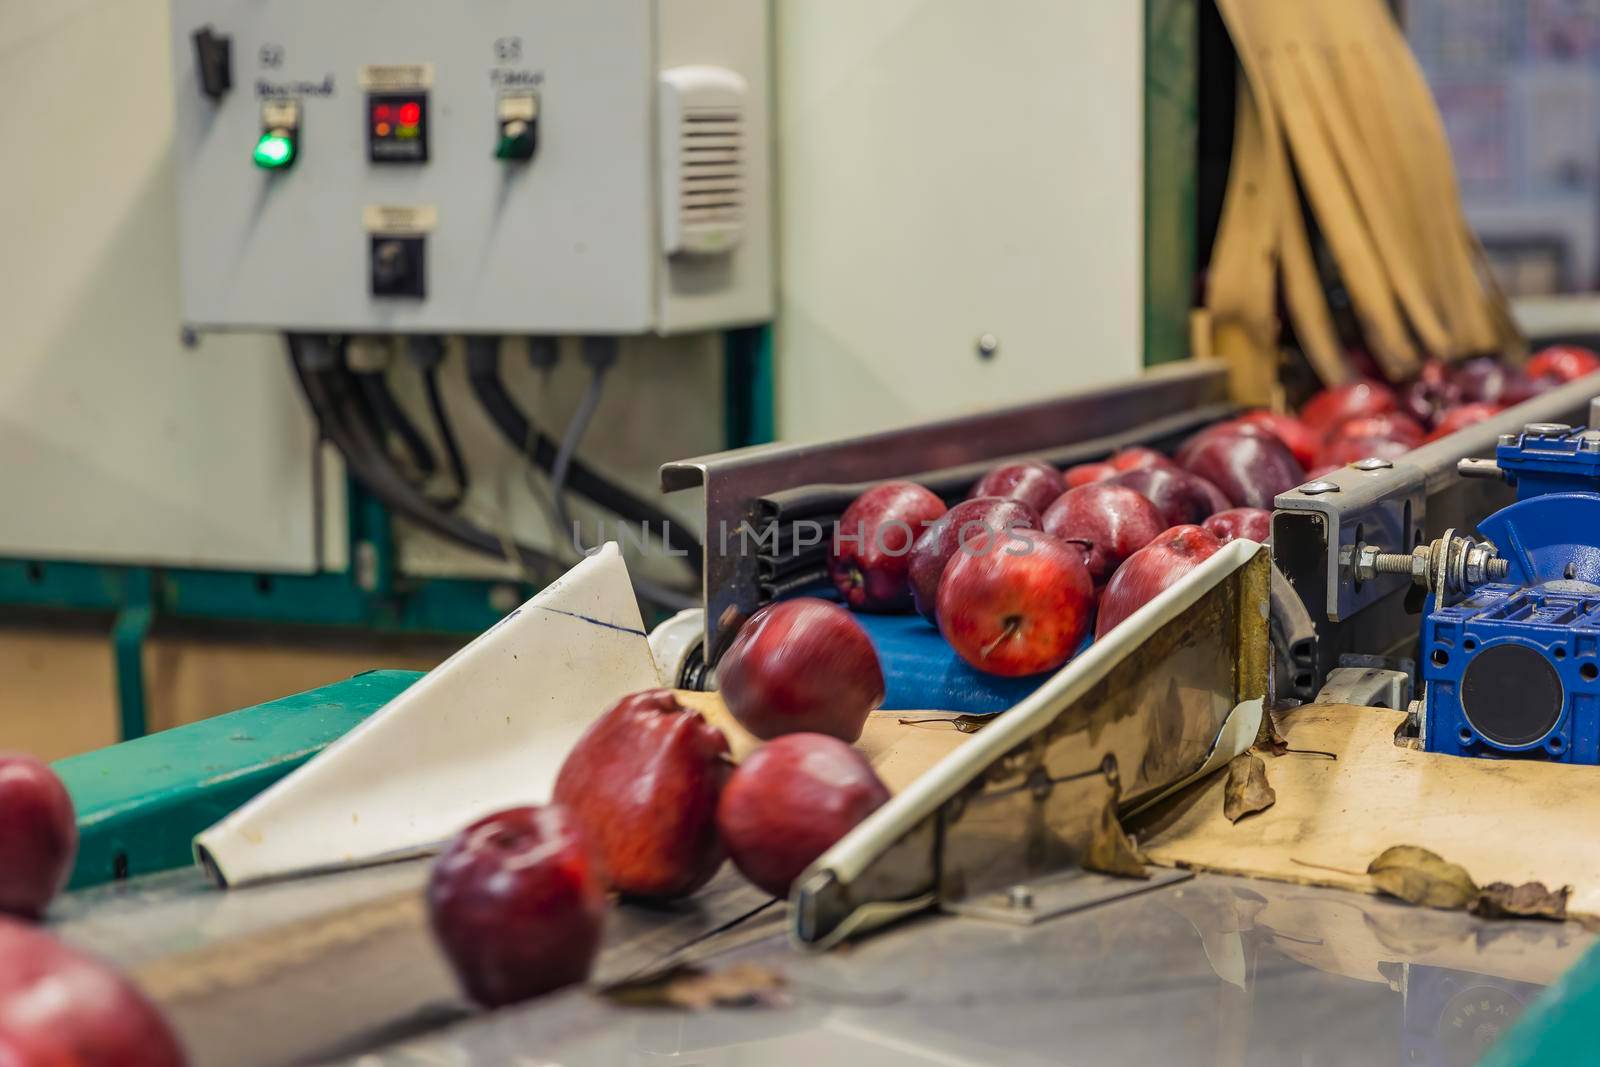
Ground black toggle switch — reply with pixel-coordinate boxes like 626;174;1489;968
370;236;426;298
192;26;232;101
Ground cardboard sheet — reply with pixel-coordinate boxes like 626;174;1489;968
1135;703;1600;918
676;690;972;795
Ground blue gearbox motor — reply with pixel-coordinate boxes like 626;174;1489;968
1416;421;1600;762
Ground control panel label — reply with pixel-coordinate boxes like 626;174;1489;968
257;76;334;98
362;205;438;236
490;69;544;88
360;64;435;91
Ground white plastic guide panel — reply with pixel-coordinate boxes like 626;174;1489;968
196;543;661;887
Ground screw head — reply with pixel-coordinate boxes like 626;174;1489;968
1499;433;1519;447
1300;480;1340;495
1524;422;1571;438
1353;457;1393;471
976;333;1000;360
1007;885;1034;910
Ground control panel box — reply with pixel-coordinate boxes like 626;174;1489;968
171;0;771;335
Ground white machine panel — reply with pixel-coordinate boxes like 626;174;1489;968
170;0;771;336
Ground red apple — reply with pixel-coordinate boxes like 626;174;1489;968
552;689;729;899
1227;410;1320;469
1502;370;1562;406
1109;466;1231;526
716;734;890;898
0;755;76;921
1527;344;1600;382
1095;525;1224;639
1177;428;1305;510
1040;483;1165;587
937;528;1094;677
717;598;885;740
1299;379;1399;433
907;498;1038;622
1064;462;1117;488
1426;402;1503;442
828;482;948;613
968;461;1064;517
1324;411;1425;448
427;804;606;1008
0;918;184;1067
1451;356;1507;404
1107;446;1175;473
1314;434;1413;469
1203;507;1273;545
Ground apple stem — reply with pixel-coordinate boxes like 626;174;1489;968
981;615;1023;660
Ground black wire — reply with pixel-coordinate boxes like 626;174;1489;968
287;334;565;576
463;338;703;571
421;365;469;510
352;369;437;479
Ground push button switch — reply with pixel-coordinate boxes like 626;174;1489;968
494;92;538;162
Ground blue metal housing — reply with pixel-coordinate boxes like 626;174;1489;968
1422;423;1600;761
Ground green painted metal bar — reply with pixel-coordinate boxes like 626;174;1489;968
724;324;776;448
1479;937;1600;1067
53;669;422;889
111;569;154;741
1143;0;1198;367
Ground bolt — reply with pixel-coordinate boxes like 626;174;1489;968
1369;551;1417;576
1354;457;1393;471
1524;422;1571;438
976;333;1000;360
1007;885;1034;910
1300;479;1340;495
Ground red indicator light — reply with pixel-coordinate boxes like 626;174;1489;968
375;122;392;136
373;103;393;121
398;102;422;125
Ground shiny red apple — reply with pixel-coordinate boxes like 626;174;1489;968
1227;410;1320;469
1451;356;1507;404
1109;466;1230;526
1107;446;1175;473
1202;507;1273;544
1177;427;1305;510
1299;379;1399;433
1527;345;1600;382
907;498;1038;622
1324;412;1425;448
717;734;890;898
0;754;76;921
937;528;1094;677
1095;525;1223;639
717;598;885;740
1040;483;1165;587
828;482;948;613
552;689;729;899
428;804;606;1008
1064;462;1117;488
1426;402;1503;442
0;918;184;1067
968;461;1064;517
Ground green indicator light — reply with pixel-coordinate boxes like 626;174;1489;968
253;131;295;169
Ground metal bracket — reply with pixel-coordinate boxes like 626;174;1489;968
1313;666;1412;711
945;867;1192;926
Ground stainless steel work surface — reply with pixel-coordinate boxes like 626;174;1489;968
56;863;1585;1066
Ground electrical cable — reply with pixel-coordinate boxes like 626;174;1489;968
462;337;703;569
288;333;697;612
549;338;697;612
350;364;437;482
406;337;468;511
287;333;566;575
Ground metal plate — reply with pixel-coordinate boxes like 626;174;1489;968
944;866;1191;925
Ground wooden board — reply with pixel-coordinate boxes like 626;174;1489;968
674;690;973;795
1134;703;1600;918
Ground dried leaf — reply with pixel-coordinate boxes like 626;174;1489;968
1256;713;1289;757
1470;881;1571;923
1223;754;1276;823
1366;846;1478;910
1082;793;1148;879
602;963;785;1011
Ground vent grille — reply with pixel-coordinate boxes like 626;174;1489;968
678;105;744;229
